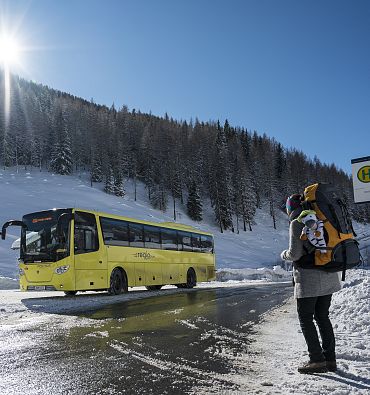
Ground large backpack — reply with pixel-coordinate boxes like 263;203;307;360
302;183;361;280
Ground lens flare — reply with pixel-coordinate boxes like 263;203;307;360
0;33;22;128
0;36;20;65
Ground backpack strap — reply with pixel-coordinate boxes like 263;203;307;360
301;200;313;211
338;200;357;237
341;241;347;281
328;203;341;238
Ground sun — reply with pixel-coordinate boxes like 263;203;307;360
0;35;20;65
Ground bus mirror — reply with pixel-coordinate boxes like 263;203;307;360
1;220;27;240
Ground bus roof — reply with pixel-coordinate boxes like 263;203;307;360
26;208;213;236
78;208;213;235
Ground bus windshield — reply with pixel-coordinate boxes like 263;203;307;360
21;209;72;263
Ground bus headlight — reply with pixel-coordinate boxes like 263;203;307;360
55;265;70;275
19;268;25;276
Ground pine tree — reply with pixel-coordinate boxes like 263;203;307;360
243;170;257;231
168;158;182;221
50;106;73;175
150;181;167;212
187;181;203;221
224;119;232;140
210;125;234;232
113;170;125;197
30;135;43;170
2;131;14;168
104;167;115;194
91;155;103;182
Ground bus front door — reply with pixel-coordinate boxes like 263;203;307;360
73;211;107;290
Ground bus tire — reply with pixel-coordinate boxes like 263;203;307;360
146;285;162;291
108;268;127;295
64;291;77;296
185;268;197;289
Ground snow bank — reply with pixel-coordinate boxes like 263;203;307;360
0;276;18;290
216;265;292;282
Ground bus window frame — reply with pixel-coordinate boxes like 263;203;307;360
160;228;178;251
100;217;130;247
74;211;99;255
128;222;145;248
144;225;161;249
191;233;202;252
178;231;192;252
200;234;214;254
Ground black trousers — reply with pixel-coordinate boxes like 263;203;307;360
297;294;336;363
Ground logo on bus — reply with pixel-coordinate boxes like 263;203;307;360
357;166;370;183
134;251;156;260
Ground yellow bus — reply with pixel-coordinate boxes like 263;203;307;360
1;208;215;295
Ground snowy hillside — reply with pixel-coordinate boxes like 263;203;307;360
0;167;369;283
0;167;288;278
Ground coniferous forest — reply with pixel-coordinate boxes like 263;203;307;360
1;75;369;230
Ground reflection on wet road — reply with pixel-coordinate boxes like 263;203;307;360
1;283;292;394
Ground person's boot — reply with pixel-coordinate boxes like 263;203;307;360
326;360;337;372
298;361;328;374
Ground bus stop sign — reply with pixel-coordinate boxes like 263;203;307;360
351;156;370;204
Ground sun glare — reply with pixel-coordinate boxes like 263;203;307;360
0;36;20;65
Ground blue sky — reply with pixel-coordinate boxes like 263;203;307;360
2;0;370;173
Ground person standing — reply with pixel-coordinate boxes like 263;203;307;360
281;194;342;374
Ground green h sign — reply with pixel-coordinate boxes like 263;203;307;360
357;166;370;183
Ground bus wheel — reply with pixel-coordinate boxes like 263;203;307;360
146;285;162;291
108;268;127;295
64;291;77;296
185;268;197;289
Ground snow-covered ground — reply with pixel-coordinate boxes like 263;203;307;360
0;269;368;394
1;167;370;394
240;268;370;395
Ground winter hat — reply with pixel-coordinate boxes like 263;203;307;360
285;194;302;215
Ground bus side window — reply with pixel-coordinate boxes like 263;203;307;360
144;225;161;249
201;235;214;253
74;212;99;254
161;229;178;250
129;223;144;248
178;231;192;252
192;233;201;252
100;217;129;246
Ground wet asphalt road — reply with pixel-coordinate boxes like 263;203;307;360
0;283;292;395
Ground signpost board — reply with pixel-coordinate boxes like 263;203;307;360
351;156;370;204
